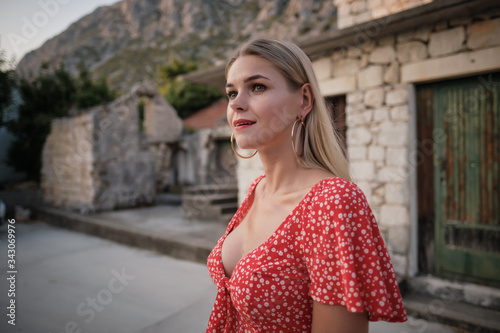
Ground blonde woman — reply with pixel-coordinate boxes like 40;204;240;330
206;37;407;333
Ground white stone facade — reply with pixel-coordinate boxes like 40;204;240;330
236;1;500;280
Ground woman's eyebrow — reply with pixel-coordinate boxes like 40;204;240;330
225;74;271;88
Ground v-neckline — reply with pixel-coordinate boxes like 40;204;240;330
219;175;336;280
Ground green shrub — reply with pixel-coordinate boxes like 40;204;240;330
4;63;115;182
160;80;222;119
156;58;222;119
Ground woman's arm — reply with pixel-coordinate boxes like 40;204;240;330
311;301;369;333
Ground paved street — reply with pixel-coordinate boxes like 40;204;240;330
0;221;215;333
0;221;459;333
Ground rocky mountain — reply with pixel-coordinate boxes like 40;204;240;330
16;0;337;92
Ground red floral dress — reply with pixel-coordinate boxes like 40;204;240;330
206;176;407;332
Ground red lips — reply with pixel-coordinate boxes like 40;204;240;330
233;119;256;130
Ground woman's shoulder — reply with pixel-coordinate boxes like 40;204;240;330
312;176;366;200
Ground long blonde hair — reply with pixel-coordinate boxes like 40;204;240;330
226;37;351;181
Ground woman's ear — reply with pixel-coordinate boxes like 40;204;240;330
299;83;314;118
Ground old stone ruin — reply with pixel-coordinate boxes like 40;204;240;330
41;81;182;212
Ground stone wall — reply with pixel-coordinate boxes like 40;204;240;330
41;82;182;212
176;125;234;187
41;113;95;209
311;13;500;277
334;0;433;29
236;6;500;278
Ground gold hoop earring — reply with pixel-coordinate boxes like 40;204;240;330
231;133;257;159
291;118;306;158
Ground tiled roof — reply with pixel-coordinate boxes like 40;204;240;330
183;99;228;130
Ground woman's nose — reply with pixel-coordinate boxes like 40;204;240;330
230;94;248;112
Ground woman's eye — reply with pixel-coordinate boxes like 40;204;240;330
252;84;266;92
227;91;237;100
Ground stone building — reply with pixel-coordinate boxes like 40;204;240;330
184;0;500;326
179;100;239;222
179;99;235;186
41;82;182;212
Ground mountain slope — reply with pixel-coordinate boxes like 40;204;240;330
16;0;337;92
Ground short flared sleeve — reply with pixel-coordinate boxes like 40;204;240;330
299;178;407;322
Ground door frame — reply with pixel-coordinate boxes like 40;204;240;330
412;73;500;286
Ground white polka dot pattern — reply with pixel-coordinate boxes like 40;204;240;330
206;176;407;332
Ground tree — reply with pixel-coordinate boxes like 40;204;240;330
74;66;115;109
0;50;16;127
157;58;198;82
5;64;115;182
157;58;222;119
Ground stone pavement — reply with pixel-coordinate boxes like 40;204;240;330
36;204;227;264
0;221;460;333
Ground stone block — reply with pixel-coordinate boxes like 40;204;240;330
347;47;362;58
373;107;390;122
369;45;395;64
360;53;369;68
390;253;408;277
362;41;377;53
380;204;409;227
347;91;363;104
385;183;408;204
467;18;500;50
367;0;383;10
397;25;431;42
337;3;351;18
396;41;428;63
428;26;465;57
318;76;357;96
401;46;500;83
347;126;373;145
368;146;385;161
390;105;409;121
358;65;383;89
331;50;345;62
312;58;332;80
364;88;385;108
371;7;389;19
387;227;410;254
338;15;355;29
332;58;361;77
355;181;372;204
351;0;367;14
378;166;407;182
372;190;384;205
384;62;400;84
348;146;367;160
346;104;371;126
386;147;407;166
385;88;408;106
378;122;408;146
354;11;372;25
351;161;376;181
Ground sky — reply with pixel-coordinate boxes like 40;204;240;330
0;0;120;66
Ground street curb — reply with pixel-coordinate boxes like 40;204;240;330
404;293;500;333
35;206;212;264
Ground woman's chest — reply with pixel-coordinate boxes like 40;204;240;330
221;197;300;277
227;233;313;324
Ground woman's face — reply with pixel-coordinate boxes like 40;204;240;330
225;55;302;152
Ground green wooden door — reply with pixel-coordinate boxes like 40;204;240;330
419;73;500;285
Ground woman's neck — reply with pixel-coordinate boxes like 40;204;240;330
257;144;311;197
